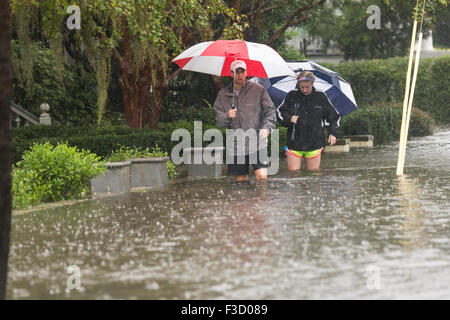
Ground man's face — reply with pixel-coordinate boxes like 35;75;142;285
232;68;247;86
299;81;313;95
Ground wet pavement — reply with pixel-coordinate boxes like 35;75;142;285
7;129;450;299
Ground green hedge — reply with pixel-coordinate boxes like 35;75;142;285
274;102;434;147
339;103;434;144
12;101;435;164
12;124;142;163
330;55;450;123
14;131;173;164
11;123;137;141
159;105;216;124
12;121;224;164
419;56;450;122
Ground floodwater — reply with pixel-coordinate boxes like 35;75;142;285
7;129;450;299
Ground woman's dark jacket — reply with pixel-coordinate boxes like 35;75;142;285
278;87;340;151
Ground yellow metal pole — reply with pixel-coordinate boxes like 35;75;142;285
400;31;423;173
396;19;417;176
396;0;425;176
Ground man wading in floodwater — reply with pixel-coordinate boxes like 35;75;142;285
214;60;276;181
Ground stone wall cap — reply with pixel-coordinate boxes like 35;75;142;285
335;138;350;145
341;135;374;141
183;147;225;152
103;161;132;168
130;157;170;163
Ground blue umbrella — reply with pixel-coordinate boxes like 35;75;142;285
252;60;358;119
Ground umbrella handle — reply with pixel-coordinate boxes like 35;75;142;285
291;121;296;141
232;58;236;109
291;107;299;141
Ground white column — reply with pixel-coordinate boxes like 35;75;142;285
39;103;52;125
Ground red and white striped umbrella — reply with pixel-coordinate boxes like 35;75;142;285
172;40;295;79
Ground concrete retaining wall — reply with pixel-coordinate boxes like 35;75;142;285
130;157;169;188
90;161;131;196
341;135;374;148
324;138;350;153
90;157;170;197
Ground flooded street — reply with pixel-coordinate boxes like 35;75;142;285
7;129;450;299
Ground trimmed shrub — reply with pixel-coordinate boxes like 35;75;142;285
12;142;105;210
332;56;450;123
415;56;450;122
11;123;136;141
12;168;41;210
160;105;216;124
275;103;434;146
12;121;224;164
339;103;434;144
12;127;170;164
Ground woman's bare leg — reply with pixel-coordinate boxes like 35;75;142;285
306;156;321;170
287;152;302;170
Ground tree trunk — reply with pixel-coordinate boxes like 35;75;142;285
244;7;261;42
148;67;169;130
112;24;152;130
118;62;152;129
211;75;223;98
149;77;168;130
0;0;12;300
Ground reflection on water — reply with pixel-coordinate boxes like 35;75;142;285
397;176;427;248
7;130;450;299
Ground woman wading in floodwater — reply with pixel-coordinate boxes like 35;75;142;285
278;71;340;170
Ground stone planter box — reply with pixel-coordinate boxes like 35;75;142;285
130;157;169;188
90;161;131;196
183;147;224;177
323;138;350;153
341;135;374;148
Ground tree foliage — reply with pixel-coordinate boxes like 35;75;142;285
11;0;334;129
224;0;328;46
309;0;448;60
10;40;98;125
11;0;242;128
432;2;450;47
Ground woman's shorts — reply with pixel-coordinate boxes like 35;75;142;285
285;146;324;159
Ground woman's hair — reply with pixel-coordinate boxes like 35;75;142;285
297;71;315;82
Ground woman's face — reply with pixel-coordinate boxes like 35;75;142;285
298;81;313;95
